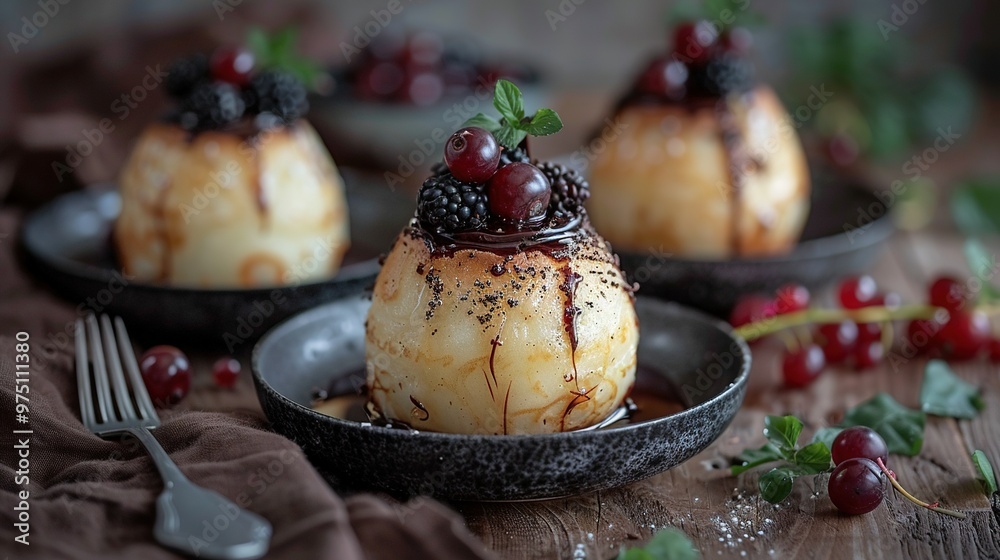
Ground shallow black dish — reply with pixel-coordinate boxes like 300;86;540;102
252;296;749;502
19;171;412;345
617;175;894;317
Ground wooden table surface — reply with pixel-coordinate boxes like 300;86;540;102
179;96;1000;559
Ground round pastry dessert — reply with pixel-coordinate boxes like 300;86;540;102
115;47;349;287
365;82;639;435
588;23;810;259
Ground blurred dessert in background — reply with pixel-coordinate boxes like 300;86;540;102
365;81;638;435
588;22;810;259
115;43;349;288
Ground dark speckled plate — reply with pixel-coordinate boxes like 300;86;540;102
252;296;749;502
19;171;412;346
615;175;894;317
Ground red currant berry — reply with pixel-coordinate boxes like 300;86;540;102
672;20;718;63
445;127;501;183
906;316;945;355
853;340;885;370
856;322;882;345
938;310;990;360
928;275;969;312
212;358;241;389
838;275;879;309
782;344;826;388
828;458;885;515
398;69;444;106
487;162;551;222
139;345;191;406
818;320;859;364
831;426;889;466
988;339;1000;363
774;283;810;314
210;47;255;86
729;294;775;328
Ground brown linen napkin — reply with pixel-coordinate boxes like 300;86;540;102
0;208;495;560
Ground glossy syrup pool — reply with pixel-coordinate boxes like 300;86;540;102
309;364;686;432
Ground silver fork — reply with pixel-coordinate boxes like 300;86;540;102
75;314;272;559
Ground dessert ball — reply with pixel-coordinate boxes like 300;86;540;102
588;25;810;259
365;92;638;435
115;50;350;287
115;120;349;287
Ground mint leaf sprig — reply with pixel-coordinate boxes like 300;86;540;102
731;415;833;503
463;79;563;150
247;27;324;89
616;527;699;560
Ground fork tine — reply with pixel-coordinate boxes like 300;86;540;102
100;315;138;421
114;316;160;424
75;318;97;431
85;314;114;424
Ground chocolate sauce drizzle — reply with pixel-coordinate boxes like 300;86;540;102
408;214;584;258
409;395;430;421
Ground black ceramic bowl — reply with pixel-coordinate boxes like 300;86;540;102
617;177;894;317
19;171;412;346
252;296;750;502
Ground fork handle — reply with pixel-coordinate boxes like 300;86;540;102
126;428;273;560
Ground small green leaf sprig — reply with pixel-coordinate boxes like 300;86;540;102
463;79;563;150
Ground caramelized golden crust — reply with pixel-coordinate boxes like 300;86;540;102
115;120;349;288
588;86;810;258
365;223;639;435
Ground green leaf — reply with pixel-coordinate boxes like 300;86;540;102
963;238;1000;304
494;125;527;151
523;108;563;136
462;113;502;133
247;27;271;59
492;79;524;124
793;442;833;474
732;443;785;475
972;450;998;496
759;467;797;504
920;360;985;419
763;415;803;453
841;392;926;456
951;178;1000;236
617;527;699;560
810;427;843;451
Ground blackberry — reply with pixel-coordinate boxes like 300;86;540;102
245;69;309;122
179;81;246;130
417;173;490;232
537;161;589;216
166;54;209;99
698;53;755;96
498;146;530;166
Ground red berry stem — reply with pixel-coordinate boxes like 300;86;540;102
875;458;966;519
734;304;941;341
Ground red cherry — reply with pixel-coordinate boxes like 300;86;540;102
838;275;879;309
139;345;191;406
212;358;241;389
445;127;501;183
487;162;551;222
828;458;885;515
211;47;255;86
774;283;810;314
831;426;889;466
729;294;776;328
818;320;859;364
673;20;718;64
854;340;885;370
782;344;826;388
928;276;969;312
938;311;990;360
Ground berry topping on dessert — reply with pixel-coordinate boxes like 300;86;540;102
414;80;588;235
165;39;312;131
631;20;756;102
